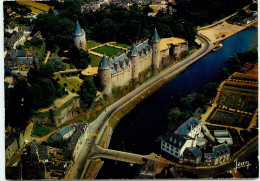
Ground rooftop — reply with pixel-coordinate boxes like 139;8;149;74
175;117;201;135
72;21;84;36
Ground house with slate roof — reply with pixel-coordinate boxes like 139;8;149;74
161;117;203;161
48;124;77;144
203;144;230;166
65;122;88;161
180;147;202;165
5;133;19;162
30;142;49;163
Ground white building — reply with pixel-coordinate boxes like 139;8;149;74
161;117;203;159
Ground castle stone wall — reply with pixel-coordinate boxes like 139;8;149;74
160;48;169;58
73;30;87;50
139;53;152;73
111;67;132;87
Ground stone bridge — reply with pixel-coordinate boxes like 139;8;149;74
89;144;175;175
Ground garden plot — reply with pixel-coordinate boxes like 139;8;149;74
92;45;124;57
207;109;252;129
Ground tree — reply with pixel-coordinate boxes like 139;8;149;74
69;46;91;69
49;56;66;71
39;63;55;78
5;80;34;129
79;78;97;107
203;82;218;99
167;107;181;122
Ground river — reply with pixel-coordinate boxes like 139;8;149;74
97;27;258;179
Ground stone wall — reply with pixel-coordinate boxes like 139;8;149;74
139;54;152;73
111;67;132;88
31;97;80;127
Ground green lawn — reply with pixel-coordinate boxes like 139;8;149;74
54;75;81;92
92;45;124;57
110;42;130;49
32;124;56;137
90;54;102;67
87;40;102;49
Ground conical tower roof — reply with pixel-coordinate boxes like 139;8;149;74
100;53;110;69
72;21;84;36
152;28;160;43
130;43;138;57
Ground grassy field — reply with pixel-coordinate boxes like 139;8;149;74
110;42;130;49
92;45;124;57
32;124;56;137
87;40;102;49
17;1;53;12
89;54;101;67
54;75;81;92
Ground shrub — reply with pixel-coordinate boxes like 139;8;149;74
72;89;75;93
65;91;69;95
56;78;60;81
64;83;67;87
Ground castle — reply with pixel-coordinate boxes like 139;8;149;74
72;21;87;50
72;21;188;96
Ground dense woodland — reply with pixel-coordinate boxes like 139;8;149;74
32;0;251;51
4;0;253;130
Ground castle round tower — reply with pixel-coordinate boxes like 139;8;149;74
151;28;161;74
72;21;87;50
130;43;140;79
98;54;111;96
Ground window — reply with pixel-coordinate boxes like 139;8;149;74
166;148;169;151
176;148;179;152
167;143;169;147
175;152;178;156
162;146;165;149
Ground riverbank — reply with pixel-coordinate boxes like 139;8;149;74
80;35;212;179
199;20;258;44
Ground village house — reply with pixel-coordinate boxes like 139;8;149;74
203;144;230;166
161;117;232;165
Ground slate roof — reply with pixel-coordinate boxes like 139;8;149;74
213;144;230;156
5;31;24;48
49;124;75;142
204;144;230;160
188;147;202;158
151;28;160;43
99;54;110;70
30;142;49;161
17;57;33;65
72;21;84;36
130;43;138;57
163;133;194;149
10;50;27;58
175;117;201;135
66;122;87;153
5;133;17;150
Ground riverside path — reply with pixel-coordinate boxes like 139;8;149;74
65;34;213;179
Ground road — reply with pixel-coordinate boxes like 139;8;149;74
65;34;213;179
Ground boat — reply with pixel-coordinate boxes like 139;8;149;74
212;43;223;52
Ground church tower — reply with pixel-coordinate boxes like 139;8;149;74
98;54;111;96
151;28;161;75
130;43;139;80
72;21;87;50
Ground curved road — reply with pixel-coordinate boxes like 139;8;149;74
65;35;213;179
